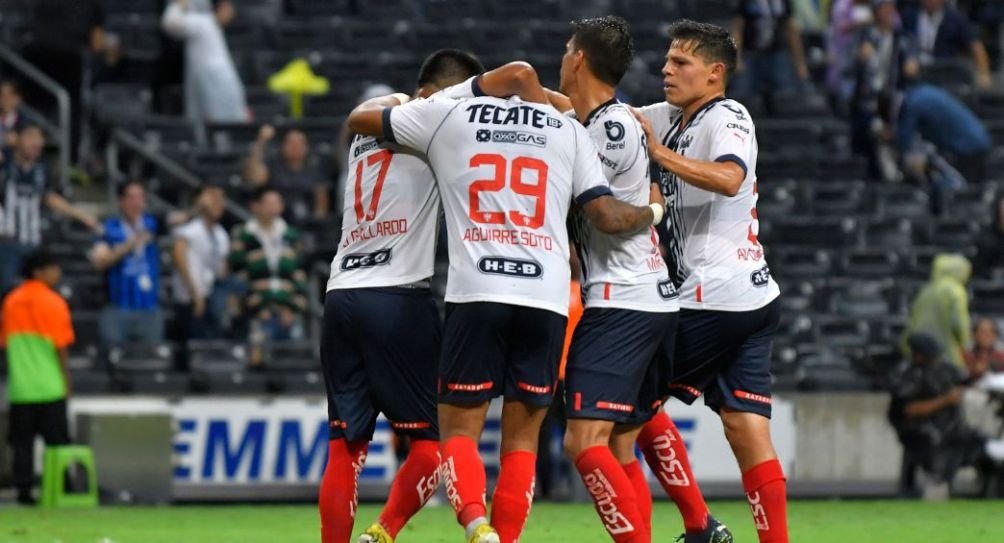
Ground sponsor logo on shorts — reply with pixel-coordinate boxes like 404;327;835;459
475;129;547;147
750;264;771;287
477;256;543;278
734;390;772;404
658;279;679;300
517;381;551;394
341;248;392;271
391;421;433;430
583;469;636;535
669;383;702;397
597;401;634;413
447;381;494;392
651;431;691;487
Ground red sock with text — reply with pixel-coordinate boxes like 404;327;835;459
490;450;537;543
742;459;788;543
637;410;708;532
441;436;488;527
575;446;648;543
621;460;652;533
320;439;369;543
378;439;441;537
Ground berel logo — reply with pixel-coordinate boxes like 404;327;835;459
340;248;391;271
750;264;771;287
604;120;625;142
658;279;679;300
478;256;542;278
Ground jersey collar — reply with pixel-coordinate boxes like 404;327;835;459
582;97;619;127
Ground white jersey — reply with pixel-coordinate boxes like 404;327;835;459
385;94;612;316
569;99;676;313
326;135;440;291
638;98;780;311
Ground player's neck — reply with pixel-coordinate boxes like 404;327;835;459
570;77;616;125
680;89;725;128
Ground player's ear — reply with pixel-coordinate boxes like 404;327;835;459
709;61;725;84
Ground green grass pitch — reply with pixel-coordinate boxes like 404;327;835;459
4;500;1004;542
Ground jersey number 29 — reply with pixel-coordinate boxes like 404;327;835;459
468;153;548;229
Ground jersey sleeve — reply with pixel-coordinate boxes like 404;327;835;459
437;76;483;100
50;296;75;349
596;110;646;180
571;123;612;206
707;105;755;178
384;97;456;155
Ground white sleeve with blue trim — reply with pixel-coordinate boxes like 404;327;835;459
570;122;613;206
383;97;456;155
706;103;754;178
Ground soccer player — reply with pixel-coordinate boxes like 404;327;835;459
633;21;787;543
319;50;485;543
551;17;731;543
347;74;664;543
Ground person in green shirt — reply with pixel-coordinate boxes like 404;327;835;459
1;248;73;504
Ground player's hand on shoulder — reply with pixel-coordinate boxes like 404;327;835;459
629;106;657;153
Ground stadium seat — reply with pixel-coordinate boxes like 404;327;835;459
839;248;900;278
188;340;250;374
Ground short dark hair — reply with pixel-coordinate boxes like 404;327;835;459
18;123;42;137
116;180;144;198
667;20;738;78
417;49;484;88
569;16;635;87
21;248;57;278
251;186;280;203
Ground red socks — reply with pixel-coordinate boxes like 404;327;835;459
319;439;370;543
637;410;709;532
621;460;652;532
742;459;789;543
442;435;488;527
575;446;649;543
377;439;441;537
491;450;537;543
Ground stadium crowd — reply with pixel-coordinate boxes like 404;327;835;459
2;0;1004;537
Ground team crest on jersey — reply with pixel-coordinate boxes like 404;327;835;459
750;264;771;287
477;256;543;278
340;248;392;271
657;279;679;300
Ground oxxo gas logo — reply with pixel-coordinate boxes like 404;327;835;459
478;256;542;278
341;249;392;271
474;129;546;147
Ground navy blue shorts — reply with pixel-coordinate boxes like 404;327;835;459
321;287;441;442
669;298;781;418
566;308;678;425
439;302;567;406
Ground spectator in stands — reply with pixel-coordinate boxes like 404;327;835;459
20;0;106;162
0;80;26;156
1;249;73;505
850;0;918;180
731;0;811;111
0;125;100;294
90;182;166;345
161;0;249;123
965;319;1004;380
889;333;1004;498
229;188;307;354
171;185;229;343
901;0;993;88
974;196;1004;275
827;0;875;112
904;254;973;369
243;125;330;224
895;83;992;185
